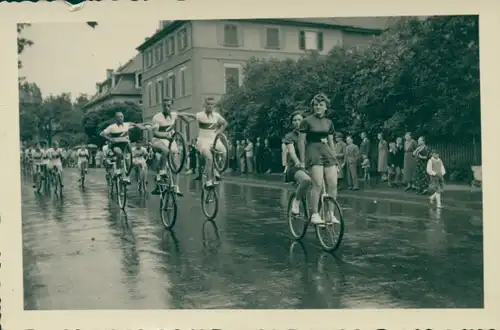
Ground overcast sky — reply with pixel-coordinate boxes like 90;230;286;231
19;21;159;100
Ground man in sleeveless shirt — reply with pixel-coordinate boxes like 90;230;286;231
100;112;147;184
182;97;227;188
150;97;192;196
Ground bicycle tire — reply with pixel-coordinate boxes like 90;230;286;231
212;133;229;173
287;192;309;240
160;189;178;229
168;131;187;175
123;143;133;176
116;179;127;209
201;186;218;220
315;196;344;252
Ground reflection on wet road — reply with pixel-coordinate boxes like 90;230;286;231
22;169;483;309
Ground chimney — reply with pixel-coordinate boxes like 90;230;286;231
106;69;113;79
160;20;171;29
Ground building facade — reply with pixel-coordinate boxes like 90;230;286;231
137;18;396;142
83;54;143;112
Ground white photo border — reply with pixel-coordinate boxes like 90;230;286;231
1;0;499;329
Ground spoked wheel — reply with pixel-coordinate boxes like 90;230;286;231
123;143;133;176
201;185;218;220
115;178;128;209
160;188;178;229
212;133;229;173
168;132;187;175
315;196;344;252
287;192;310;240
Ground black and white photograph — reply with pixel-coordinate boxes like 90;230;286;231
16;14;484;312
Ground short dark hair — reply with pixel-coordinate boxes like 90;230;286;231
289;110;303;123
205;96;215;102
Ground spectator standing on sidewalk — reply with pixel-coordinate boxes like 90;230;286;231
262;138;273;173
254;137;263;173
387;142;398;187
377;132;388;182
245;138;254;173
345;136;360;190
237;140;245;173
334;132;347;189
413;136;430;195
403;132;418;191
395;137;404;185
360;132;371;161
229;139;237;172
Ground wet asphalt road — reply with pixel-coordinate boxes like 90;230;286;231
21;168;483;309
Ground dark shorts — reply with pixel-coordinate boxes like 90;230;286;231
305;142;337;168
110;142;130;154
284;164;309;183
429;175;445;193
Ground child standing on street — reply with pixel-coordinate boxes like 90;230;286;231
426;149;446;208
361;154;371;187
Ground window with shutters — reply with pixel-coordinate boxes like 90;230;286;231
223;64;242;94
179;67;187;96
223;24;239;46
145;50;153;68
135;73;142;88
156;79;164;104
154;44;163;63
178;28;188;52
299;30;324;51
166;36;175;56
147;82;153;106
265;27;280;49
167;73;176;99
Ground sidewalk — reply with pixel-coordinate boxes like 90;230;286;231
186;171;483;210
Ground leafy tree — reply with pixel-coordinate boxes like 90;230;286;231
19;82;88;146
219;16;480;145
82;101;143;146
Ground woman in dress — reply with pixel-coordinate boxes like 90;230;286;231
377;132;388;182
403;132;418;191
297;93;339;225
413;136;431;194
394;137;405;187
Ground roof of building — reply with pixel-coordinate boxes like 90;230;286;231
136;17;396;51
84;54;142;109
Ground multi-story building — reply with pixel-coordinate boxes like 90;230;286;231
137;18;398;141
83;54;143;112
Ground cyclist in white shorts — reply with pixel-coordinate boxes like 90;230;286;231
182;97;228;188
47;141;65;187
150;97;192;196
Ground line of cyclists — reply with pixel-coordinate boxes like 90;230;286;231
21;93;341;227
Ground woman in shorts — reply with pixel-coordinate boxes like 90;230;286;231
283;111;312;215
297;93;339;225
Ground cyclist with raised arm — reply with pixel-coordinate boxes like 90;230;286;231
297;93;339;225
100;111;147;185
150;97;191;196
182;97;227;188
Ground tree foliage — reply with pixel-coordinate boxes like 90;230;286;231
19;82;88;146
219;16;480;143
82;101;143;146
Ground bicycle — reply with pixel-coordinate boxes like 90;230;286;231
33;164;49;194
286;177;345;252
107;143;133;209
200;133;229;221
50;165;64;196
155;131;187;230
132;160;148;194
79;160;88;189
